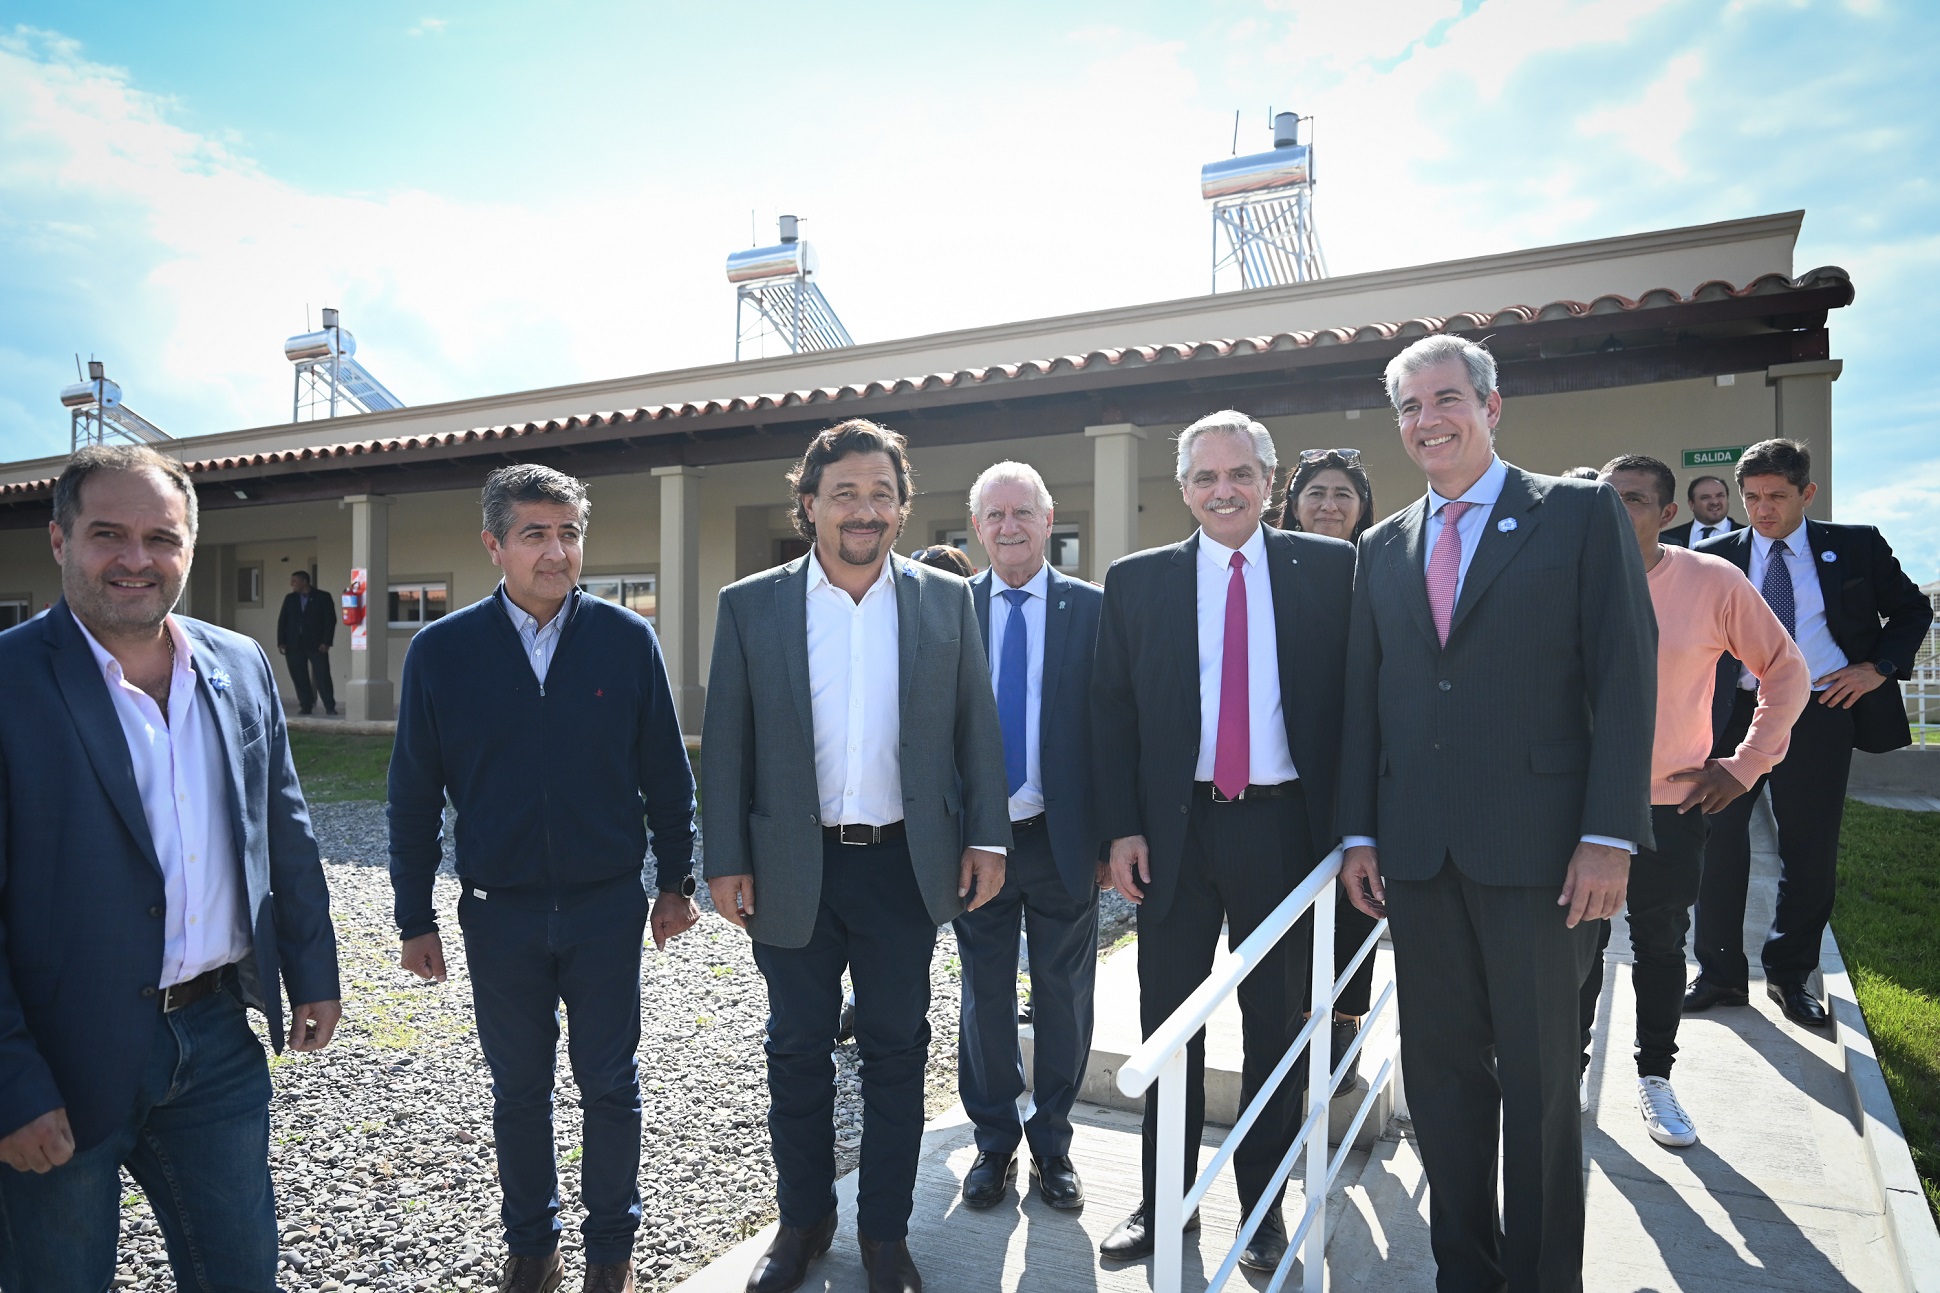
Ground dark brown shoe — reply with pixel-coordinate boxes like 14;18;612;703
748;1210;837;1293
497;1250;564;1293
581;1260;634;1293
857;1236;922;1293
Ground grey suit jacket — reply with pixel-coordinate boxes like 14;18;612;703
701;553;1012;948
1338;464;1657;886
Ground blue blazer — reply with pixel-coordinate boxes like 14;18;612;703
0;601;340;1149
971;564;1104;903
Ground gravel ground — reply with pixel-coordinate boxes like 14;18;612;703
111;802;971;1293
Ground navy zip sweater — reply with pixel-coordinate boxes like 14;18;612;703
388;588;696;939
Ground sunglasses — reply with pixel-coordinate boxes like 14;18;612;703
1298;447;1363;466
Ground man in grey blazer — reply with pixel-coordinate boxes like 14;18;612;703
702;419;1011;1293
1339;335;1656;1293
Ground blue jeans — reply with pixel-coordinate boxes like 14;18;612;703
0;977;276;1293
456;876;650;1265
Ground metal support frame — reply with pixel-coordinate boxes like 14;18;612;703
734;275;853;360
1120;846;1397;1293
1212;185;1326;292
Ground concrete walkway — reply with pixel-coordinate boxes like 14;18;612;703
680;799;1913;1291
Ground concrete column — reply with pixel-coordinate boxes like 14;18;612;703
1087;423;1147;580
343;494;394;721
652;465;706;733
1766;359;1842;511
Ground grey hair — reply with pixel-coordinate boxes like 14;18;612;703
1382;335;1498;410
481;464;591;541
968;460;1055;517
1175;410;1277;485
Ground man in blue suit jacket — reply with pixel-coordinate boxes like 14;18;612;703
955;462;1105;1213
0;446;341;1292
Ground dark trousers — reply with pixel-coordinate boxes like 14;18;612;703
954;819;1098;1159
1578;805;1708;1080
1137;785;1315;1213
0;976;275;1292
1387;857;1598;1293
1694;693;1854;991
751;836;936;1241
285;646;335;713
1335;891;1378;1017
456;877;650;1265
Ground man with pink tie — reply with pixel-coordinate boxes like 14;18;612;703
1091;410;1355;1271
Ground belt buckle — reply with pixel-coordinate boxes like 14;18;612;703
162;977;193;1013
1210;784;1244;803
839;824;875;846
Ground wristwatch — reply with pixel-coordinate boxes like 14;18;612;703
661;874;697;898
1873;659;1898;679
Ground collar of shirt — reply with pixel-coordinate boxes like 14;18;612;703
1427;454;1508;516
1751;519;1810;565
990;561;1051;603
807;547;900;603
1196;523;1269;574
74;611;197;709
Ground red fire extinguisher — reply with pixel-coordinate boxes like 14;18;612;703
341;570;367;629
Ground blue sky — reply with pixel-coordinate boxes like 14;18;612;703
3;0;1936;576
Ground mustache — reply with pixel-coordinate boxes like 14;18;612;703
840;522;887;535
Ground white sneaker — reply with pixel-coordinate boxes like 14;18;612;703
1637;1076;1698;1147
1579;1070;1590;1114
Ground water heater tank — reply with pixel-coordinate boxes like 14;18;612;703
725;239;818;284
284;328;358;363
60;377;122;410
1200;145;1312;201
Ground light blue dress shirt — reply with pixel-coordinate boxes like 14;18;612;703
498;584;568;686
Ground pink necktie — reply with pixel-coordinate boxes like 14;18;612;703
1426;501;1475;647
1214;551;1250;800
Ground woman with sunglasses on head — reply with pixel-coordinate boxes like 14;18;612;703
1281;448;1380;1089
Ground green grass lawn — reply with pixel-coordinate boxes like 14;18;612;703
1834;799;1940;1226
287;729;393;803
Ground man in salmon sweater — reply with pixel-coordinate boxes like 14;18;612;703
1580;455;1807;1148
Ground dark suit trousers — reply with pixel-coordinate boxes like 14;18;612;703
1138;785;1315;1213
456;877;650;1265
954;818;1099;1159
1335;892;1378;1017
1578;805;1707;1079
1694;692;1853;991
1387;858;1598;1293
284;646;335;713
752;837;935;1241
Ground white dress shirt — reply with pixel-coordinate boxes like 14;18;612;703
987;564;1049;821
1346;456;1631;854
806;550;906;827
1690;517;1738;544
1193;526;1299;786
1739;520;1847;691
75;615;249;987
499;584;569;685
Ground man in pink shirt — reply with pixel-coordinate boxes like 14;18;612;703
1580;455;1807;1148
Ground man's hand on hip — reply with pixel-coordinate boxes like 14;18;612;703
1558;842;1629;927
651;892;700;949
1667;760;1750;815
959;849;1005;911
0;1110;74;1174
1816;663;1887;709
708;875;755;930
1340;845;1386;920
1108;836;1151;905
400;932;447;983
288;1000;342;1052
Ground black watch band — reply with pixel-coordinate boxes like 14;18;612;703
1874;659;1898;679
661;874;697;898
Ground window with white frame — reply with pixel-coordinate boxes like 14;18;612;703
579;573;656;628
388;582;450;628
0;599;28;631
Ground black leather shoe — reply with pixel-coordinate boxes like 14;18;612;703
1682;977;1750;1013
961;1150;1016;1208
857;1236;922;1293
497;1250;563;1293
1237;1207;1288;1273
1030;1154;1084;1209
1332;1017;1362;1090
1768;981;1830;1029
747;1210;837;1293
1098;1203;1201;1261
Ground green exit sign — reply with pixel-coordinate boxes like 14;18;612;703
1682;445;1748;469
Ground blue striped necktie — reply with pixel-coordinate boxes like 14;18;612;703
998;588;1030;796
1761;539;1797;639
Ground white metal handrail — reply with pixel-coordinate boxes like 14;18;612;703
1117;845;1397;1293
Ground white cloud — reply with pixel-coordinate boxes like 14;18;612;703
1576;52;1704;178
406;17;447;37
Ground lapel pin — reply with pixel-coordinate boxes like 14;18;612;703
206;666;232;693
1497;517;1518;533
1820;550;1837;563
1058;600;1066;609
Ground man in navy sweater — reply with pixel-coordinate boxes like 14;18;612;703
389;464;698;1293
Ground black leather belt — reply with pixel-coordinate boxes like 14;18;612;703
1197;780;1302;804
1010;813;1046;833
161;965;226;1013
824;821;907;846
